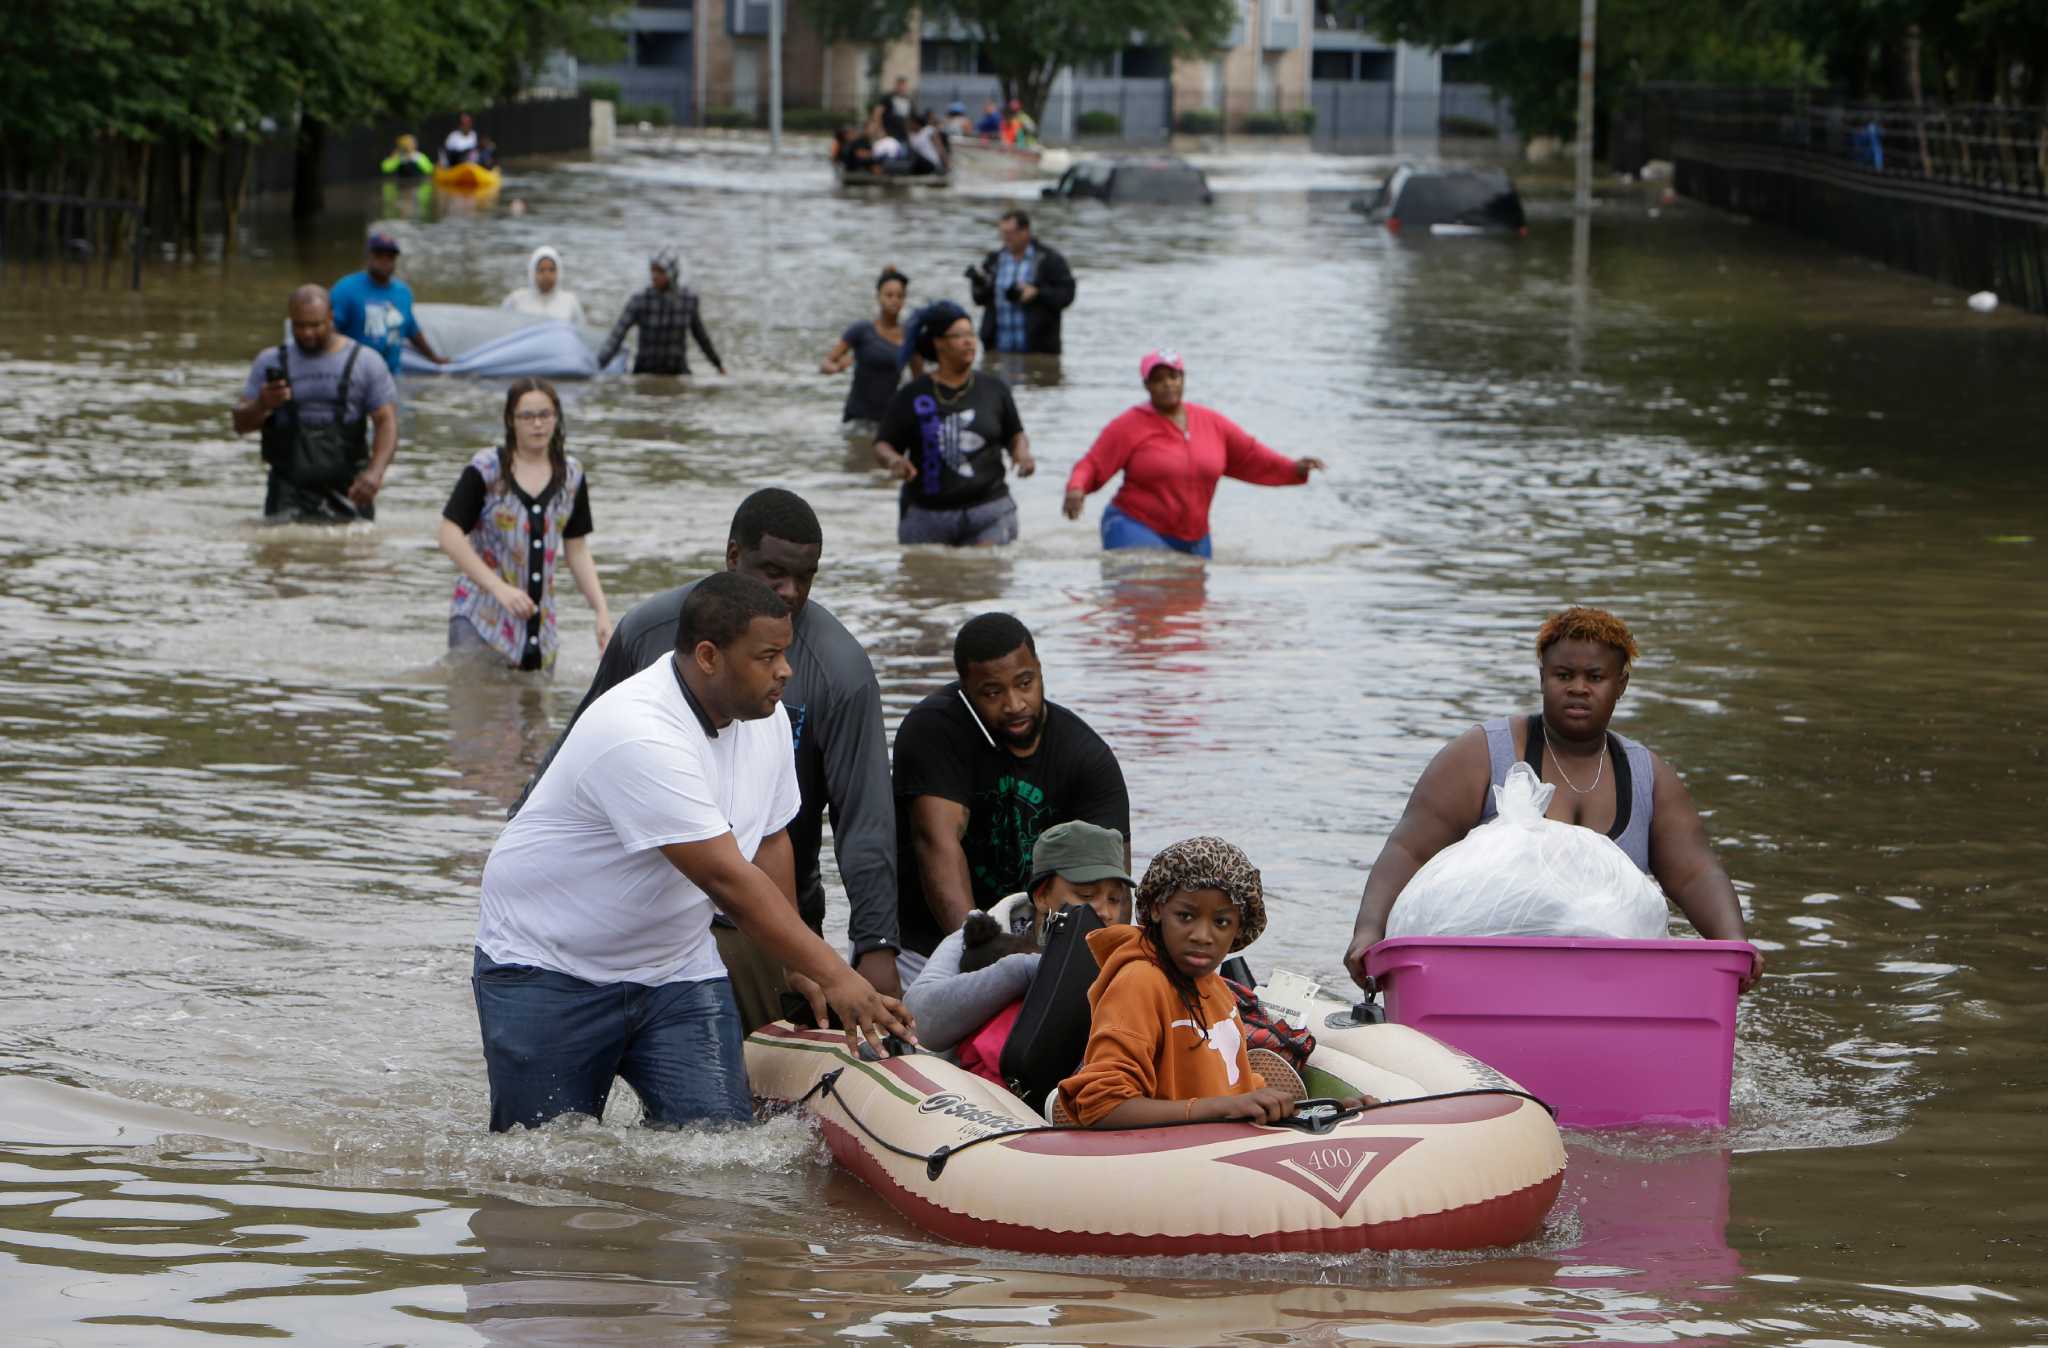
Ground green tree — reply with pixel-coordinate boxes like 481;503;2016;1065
803;0;1237;122
1332;0;2048;138
1335;0;1821;140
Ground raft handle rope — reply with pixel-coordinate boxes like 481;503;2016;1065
791;1069;1556;1180
794;1069;1056;1181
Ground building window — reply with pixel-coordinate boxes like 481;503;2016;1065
1121;45;1171;79
635;32;689;67
921;40;979;75
1441;52;1479;84
1312;51;1353;81
1358;51;1393;81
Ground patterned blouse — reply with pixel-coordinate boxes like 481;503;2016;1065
443;446;592;670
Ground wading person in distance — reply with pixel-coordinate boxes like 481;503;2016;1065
1063;349;1325;557
819;266;909;443
438;378;611;670
968;210;1074;356
330;231;449;379
231;284;399;523
502;245;587;325
597;250;729;379
872;302;1035;546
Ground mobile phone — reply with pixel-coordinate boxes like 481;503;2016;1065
265;366;286;384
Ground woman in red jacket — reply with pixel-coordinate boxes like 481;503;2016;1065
1061;350;1325;557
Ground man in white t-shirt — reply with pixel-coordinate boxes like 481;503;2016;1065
473;572;915;1131
443;112;480;166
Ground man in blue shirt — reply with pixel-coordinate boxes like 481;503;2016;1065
331;232;449;377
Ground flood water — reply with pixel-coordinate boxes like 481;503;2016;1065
2;135;2044;1344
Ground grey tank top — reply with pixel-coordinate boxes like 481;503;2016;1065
1476;715;1655;873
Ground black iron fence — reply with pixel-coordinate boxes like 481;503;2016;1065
1626;87;2048;198
1621;86;2048;313
0;191;146;290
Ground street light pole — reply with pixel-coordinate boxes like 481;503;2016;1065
1574;0;1595;214
768;0;784;153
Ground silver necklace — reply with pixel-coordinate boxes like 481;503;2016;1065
1546;741;1605;795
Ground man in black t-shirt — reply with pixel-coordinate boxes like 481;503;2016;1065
892;612;1129;981
873;301;1035;546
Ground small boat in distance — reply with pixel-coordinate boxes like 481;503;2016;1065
834;164;952;189
434;162;502;193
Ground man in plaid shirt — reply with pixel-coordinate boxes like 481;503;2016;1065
598;250;729;377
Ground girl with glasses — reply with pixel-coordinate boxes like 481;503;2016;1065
438;378;612;671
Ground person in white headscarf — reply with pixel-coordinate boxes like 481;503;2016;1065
502;246;587;325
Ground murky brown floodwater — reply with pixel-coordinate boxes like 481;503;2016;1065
2;134;2044;1344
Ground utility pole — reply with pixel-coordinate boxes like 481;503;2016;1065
1574;0;1596;214
1569;0;1597;373
768;0;784;153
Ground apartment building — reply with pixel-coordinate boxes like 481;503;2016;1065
578;0;1509;151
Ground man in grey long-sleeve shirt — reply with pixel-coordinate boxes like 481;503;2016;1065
512;489;901;1025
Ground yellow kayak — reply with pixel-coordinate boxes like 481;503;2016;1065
434;163;501;192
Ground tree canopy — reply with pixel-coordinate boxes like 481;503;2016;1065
1333;0;2048;139
0;0;624;176
804;0;1237;121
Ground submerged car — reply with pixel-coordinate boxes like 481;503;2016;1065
1353;165;1527;235
1042;157;1214;205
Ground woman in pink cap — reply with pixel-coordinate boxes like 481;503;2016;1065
1061;350;1324;557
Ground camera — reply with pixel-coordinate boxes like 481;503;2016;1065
265;365;285;384
1004;283;1024;303
964;263;990;288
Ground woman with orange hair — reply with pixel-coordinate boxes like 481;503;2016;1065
1341;607;1760;989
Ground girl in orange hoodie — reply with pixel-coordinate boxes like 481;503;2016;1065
1058;838;1299;1128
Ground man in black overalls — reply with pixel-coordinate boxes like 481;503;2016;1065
231;285;400;523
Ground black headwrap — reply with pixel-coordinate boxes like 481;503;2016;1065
915;301;971;362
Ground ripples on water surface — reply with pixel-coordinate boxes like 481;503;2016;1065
1;137;2043;1343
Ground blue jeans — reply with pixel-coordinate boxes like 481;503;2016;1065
472;948;752;1132
1101;502;1212;557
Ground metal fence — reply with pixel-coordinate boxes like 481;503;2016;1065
248;97;598;196
1309;85;1518;152
582;67;696;125
0;191;145;290
1624;86;2048;313
1641;87;2048;198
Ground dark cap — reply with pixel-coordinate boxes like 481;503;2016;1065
367;231;402;254
915;300;971;361
1029;821;1133;890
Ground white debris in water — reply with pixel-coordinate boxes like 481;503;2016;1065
1966;290;1998;312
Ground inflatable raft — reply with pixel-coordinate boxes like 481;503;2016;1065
745;988;1565;1255
399;303;626;379
435;162;502;192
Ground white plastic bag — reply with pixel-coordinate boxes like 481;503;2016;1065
1385;762;1671;941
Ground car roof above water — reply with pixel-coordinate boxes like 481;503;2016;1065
1051;157;1213;204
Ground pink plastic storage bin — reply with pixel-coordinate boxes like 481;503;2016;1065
1365;936;1759;1128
